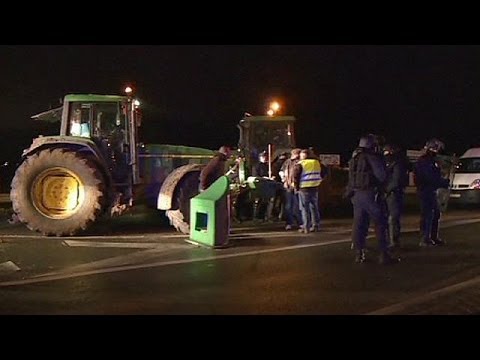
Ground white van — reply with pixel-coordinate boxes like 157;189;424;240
450;147;480;205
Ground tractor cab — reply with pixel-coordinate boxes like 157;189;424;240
61;95;127;140
233;113;296;221
237;114;296;176
50;94;142;185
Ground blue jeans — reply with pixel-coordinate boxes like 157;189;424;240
298;187;320;230
284;189;302;226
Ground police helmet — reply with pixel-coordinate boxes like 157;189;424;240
424;138;445;153
358;134;377;149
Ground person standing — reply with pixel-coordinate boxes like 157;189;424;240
271;152;288;221
413;139;450;247
294;149;322;233
280;148;303;230
252;151;276;221
383;144;409;248
199;146;232;191
346;135;399;265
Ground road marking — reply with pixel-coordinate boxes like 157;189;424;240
63;240;160;249
32;245;192;278
0;230;349;241
0;234;147;240
367;275;480;315
1;217;478;241
0;237;353;287
0;261;20;273
0;216;479;288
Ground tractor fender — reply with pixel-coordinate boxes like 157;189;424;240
22;136;102;160
157;163;205;210
19;137;113;194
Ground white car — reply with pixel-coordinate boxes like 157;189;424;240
450;147;480;205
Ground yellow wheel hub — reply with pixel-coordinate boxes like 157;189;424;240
32;167;84;219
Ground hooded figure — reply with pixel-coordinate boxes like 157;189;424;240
199;146;232;191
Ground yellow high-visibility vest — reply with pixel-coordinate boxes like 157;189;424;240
298;159;322;188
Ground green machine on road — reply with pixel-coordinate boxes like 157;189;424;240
10;88;215;236
9;92;345;236
9;91;297;236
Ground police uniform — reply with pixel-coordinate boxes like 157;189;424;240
414;141;449;246
384;148;409;248
346;135;398;264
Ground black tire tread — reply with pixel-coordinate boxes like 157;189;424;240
10;148;105;236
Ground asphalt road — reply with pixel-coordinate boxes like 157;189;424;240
1;207;480;314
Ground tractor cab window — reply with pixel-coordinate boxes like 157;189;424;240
94;102;128;155
251;122;293;150
68;103;91;137
94;103;124;138
68;102;127;148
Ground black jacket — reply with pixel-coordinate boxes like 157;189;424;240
385;154;409;194
199;152;228;191
346;148;387;196
413;153;449;192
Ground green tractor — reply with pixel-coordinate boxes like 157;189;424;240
234;112;349;217
237;113;296;172
10;91;344;236
227;113;296;220
10;90;215;236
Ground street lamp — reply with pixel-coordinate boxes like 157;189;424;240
267;101;281;116
270;101;280;112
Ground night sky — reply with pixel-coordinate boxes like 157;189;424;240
1;45;480;163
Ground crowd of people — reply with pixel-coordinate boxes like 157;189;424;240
346;135;449;265
199;136;451;265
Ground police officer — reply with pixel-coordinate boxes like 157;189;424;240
346;134;399;265
413;139;450;247
383;144;409;248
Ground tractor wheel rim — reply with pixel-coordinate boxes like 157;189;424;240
31;167;85;219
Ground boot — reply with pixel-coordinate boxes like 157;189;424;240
432;238;446;246
355;249;366;263
419;238;435;248
391;236;401;249
379;251;400;265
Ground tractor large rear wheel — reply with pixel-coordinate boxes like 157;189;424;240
166;170;201;234
10;148;106;236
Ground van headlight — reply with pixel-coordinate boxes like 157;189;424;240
470;179;480;189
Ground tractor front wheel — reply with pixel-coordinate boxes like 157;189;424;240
10;148;106;236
